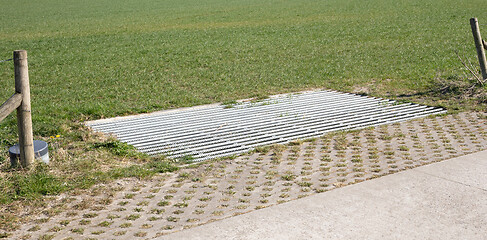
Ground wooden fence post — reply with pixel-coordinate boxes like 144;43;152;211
470;18;487;80
13;50;34;168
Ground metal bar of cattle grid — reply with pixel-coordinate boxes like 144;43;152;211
86;90;446;162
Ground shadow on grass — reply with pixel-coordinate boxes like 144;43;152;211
392;75;487;112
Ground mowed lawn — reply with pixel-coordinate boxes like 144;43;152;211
0;0;485;139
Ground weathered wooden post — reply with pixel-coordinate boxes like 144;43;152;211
470;18;487;80
13;50;35;168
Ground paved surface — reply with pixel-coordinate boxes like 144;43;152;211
7;112;487;239
161;150;487;240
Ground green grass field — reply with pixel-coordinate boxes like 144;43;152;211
1;0;486;136
0;0;486;207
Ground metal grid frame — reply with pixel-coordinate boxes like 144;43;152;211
87;90;446;161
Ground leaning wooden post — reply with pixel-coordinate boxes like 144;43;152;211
470;18;487;80
13;50;34;168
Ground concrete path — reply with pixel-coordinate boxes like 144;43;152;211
160;150;487;240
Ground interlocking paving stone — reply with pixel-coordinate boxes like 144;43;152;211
6;112;486;240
